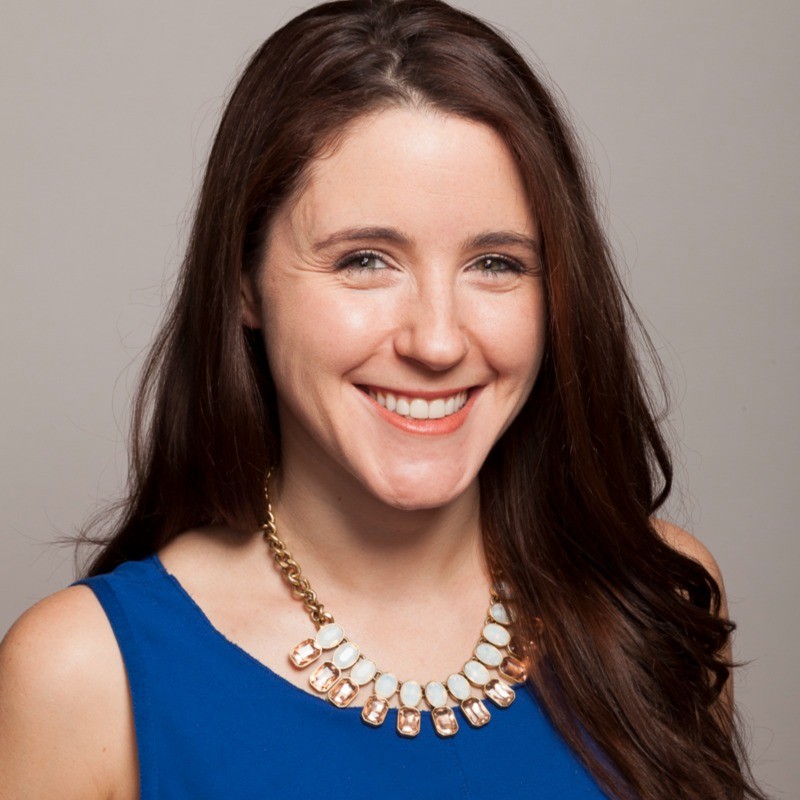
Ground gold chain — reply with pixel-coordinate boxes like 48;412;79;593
259;469;510;634
260;473;334;628
258;470;536;739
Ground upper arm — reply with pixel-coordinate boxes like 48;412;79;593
651;518;729;620
0;585;136;800
651;518;734;721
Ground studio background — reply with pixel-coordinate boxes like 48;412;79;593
2;1;796;796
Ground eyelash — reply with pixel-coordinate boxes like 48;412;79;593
473;255;527;277
334;250;528;276
335;251;389;271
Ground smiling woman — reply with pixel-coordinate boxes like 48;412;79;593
0;1;767;799
241;108;546;507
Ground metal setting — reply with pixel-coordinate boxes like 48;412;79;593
397;706;422;737
309;661;340;692
328;676;360;707
362;695;390;726
460;696;492;727
431;706;459;737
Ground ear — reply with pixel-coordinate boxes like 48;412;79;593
241;271;262;329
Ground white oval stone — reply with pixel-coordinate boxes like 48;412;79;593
350;658;377;685
332;641;359;669
483;622;511;647
374;672;398;699
316;623;345;649
424;681;448;708
447;673;471;701
476;642;503;667
490;602;512;625
399;680;422;707
464;660;490;686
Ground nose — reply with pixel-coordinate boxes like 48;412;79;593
393;279;470;371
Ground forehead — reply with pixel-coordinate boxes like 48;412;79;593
283;106;536;243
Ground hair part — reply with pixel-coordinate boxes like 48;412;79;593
78;2;765;798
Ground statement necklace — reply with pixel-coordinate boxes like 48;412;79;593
260;478;529;738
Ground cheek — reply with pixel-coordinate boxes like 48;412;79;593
473;288;547;380
262;281;390;381
520;295;548;371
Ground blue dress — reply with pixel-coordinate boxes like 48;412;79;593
73;555;611;799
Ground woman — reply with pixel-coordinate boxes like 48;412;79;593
0;1;766;798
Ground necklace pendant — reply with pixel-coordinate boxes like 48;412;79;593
332;641;360;669
464;659;491;686
328;676;360;707
316;622;345;649
361;694;390;726
374;672;399;700
264;478;528;741
399;680;423;707
431;706;459;737
397;706;422;737
499;654;528;683
460;696;491;727
482;622;511;647
490;600;513;624
309;661;340;692
423;681;448;708
484;677;516;708
289;638;322;668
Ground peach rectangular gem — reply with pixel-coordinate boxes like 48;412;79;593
499;655;528;683
485;677;516;708
431;707;459;737
397;706;421;737
328;676;359;707
361;694;389;726
310;661;340;692
289;638;322;668
460;697;491;727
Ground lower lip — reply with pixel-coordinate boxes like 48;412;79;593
358;387;481;435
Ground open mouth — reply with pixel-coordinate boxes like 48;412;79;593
357;386;472;420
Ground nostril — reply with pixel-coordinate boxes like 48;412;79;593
393;319;470;370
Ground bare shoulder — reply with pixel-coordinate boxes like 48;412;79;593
157;525;267;595
651;518;728;617
158;524;255;566
651;518;736;722
0;585;137;800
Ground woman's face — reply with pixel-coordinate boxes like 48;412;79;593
243;106;546;509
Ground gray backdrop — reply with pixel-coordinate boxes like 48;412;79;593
2;1;796;796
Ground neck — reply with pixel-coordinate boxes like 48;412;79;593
266;454;490;605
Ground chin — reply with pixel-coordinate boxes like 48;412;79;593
364;467;476;511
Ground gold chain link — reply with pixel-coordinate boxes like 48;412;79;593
260;472;334;628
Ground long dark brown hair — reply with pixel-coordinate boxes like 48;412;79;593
78;1;765;797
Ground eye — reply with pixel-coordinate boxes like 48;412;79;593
335;251;389;271
471;255;525;276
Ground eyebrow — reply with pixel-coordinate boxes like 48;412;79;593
463;231;541;257
312;226;409;252
312;226;540;257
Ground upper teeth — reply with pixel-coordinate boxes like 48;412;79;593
367;389;469;420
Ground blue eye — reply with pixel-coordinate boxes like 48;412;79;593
473;256;524;275
337;251;388;271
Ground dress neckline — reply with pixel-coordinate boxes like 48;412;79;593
148;552;467;717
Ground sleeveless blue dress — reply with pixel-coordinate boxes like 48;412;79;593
73;555;611;799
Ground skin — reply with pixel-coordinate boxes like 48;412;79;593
241;106;546;602
0;107;732;798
